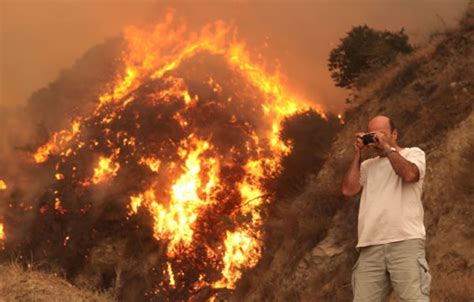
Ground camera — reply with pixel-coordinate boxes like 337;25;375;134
362;133;376;145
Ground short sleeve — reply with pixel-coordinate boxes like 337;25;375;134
405;147;426;180
359;160;368;186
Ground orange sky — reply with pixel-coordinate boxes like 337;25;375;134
0;0;469;112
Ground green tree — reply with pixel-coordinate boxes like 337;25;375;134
328;25;413;89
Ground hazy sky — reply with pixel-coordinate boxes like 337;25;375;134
0;0;469;112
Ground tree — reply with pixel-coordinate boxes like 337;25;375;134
328;25;413;90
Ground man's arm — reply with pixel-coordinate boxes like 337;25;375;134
342;152;362;196
342;133;365;196
372;131;421;183
386;151;420;182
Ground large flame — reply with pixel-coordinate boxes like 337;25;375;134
214;229;262;289
129;138;220;257
25;11;326;299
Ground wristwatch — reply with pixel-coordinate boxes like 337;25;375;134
384;147;397;156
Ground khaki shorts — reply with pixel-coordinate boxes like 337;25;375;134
352;239;431;302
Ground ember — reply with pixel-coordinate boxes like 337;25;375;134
91;157;120;185
0;180;6;191
0;224;5;241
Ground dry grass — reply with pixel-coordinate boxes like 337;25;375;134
0;263;113;302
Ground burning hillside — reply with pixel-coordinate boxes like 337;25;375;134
0;12;340;301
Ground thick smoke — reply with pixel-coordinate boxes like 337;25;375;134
2;1;469;110
0;38;125;252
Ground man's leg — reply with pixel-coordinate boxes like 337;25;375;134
352;245;390;302
386;239;431;302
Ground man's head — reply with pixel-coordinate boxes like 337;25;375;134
367;115;399;148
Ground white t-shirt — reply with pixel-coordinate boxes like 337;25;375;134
357;147;426;247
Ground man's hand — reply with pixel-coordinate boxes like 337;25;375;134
354;132;367;156
370;131;393;152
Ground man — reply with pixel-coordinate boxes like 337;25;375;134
342;115;431;301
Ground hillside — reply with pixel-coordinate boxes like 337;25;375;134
234;3;473;301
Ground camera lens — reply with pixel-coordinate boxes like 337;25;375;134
362;133;375;145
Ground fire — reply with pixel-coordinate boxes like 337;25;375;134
54;197;66;214
337;113;345;124
99;67;138;106
129;138;220;257
139;157;161;172
214;229;261;289
98;10;320;155
167;262;176;287
211;160;267;288
0;224;5;241
0;180;6;190
24;11;327;300
91;157;120;184
34;120;80;163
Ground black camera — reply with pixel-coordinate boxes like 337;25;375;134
362;133;376;145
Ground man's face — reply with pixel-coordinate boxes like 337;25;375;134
367;118;397;154
367;124;392;139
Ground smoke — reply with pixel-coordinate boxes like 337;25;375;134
0;36;124;257
1;0;469;111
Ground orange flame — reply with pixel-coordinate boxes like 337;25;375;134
212;160;267;288
34;120;81;163
129;138;220;257
54;197;66;214
0;180;6;191
0;224;5;241
214;229;261;289
167;262;176;287
91;157;120;184
139;157;161;173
